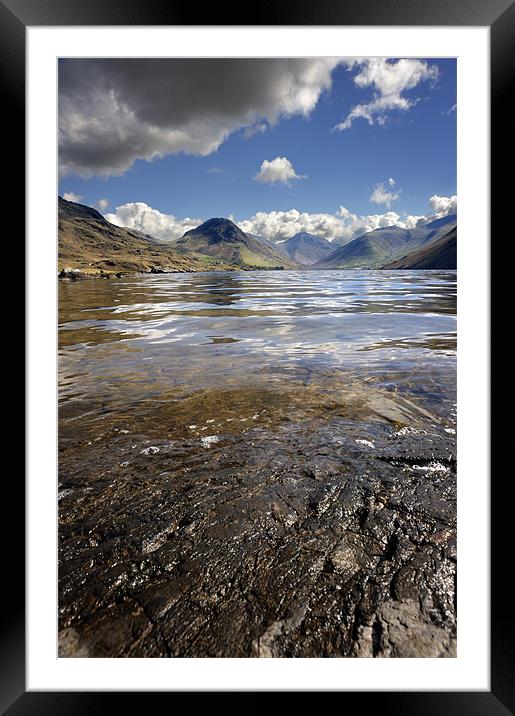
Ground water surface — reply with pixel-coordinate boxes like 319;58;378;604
58;269;458;657
59;269;456;428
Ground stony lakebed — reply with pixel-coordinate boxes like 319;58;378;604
58;270;457;657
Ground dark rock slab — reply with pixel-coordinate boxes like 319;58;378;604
58;400;456;658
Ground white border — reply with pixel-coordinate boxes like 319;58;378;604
27;26;489;691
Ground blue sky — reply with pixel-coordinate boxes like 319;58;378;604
59;58;456;242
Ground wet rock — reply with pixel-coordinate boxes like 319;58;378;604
58;391;456;658
59;267;85;281
351;600;456;658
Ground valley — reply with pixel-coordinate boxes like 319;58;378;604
58;196;457;277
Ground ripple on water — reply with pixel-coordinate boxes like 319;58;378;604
58;270;456;419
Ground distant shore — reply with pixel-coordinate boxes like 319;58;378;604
58;265;289;280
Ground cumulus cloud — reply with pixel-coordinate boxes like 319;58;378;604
59;58;340;177
336;193;456;240
335;58;439;130
105;202;203;241
429;194;457;217
238;209;343;241
336;206;421;241
242;192;456;243
63;192;83;202
97;198;109;211
103;193;456;244
369;179;401;207
253;156;306;185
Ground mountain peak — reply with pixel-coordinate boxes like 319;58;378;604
182;217;245;244
197;217;238;230
177;217;297;269
280;232;334;265
287;231;331;246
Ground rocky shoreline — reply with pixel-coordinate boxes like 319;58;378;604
58;264;285;280
58;381;456;658
58;266;237;281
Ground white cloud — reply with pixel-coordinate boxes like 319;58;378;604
402;214;428;229
337;207;406;240
369;180;401;207
243;123;268;139
63;192;83;203
429;194;457;217
97;198;109;211
240;204;433;243
105;202;202;241
334;58;439;130
336;192;456;240
59;58;340;177
253;156;306;185
238;209;342;241
104;194;457;244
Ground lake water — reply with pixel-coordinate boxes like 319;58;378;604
58;269;457;657
59;270;456;423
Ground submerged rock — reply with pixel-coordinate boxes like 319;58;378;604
58;382;456;658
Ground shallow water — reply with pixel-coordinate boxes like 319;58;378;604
59;269;456;426
58;269;457;657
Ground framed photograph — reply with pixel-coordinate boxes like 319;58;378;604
6;0;507;710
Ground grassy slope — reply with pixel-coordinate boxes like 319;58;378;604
383;227;457;269
58;197;236;275
176;221;298;270
317;216;457;270
318;229;411;269
238;246;289;268
280;233;334;266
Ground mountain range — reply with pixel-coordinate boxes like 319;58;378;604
316;214;457;269
58;196;457;276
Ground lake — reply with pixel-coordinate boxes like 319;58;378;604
59;269;456;416
58;270;457;658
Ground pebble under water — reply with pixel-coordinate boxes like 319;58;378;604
58;269;457;657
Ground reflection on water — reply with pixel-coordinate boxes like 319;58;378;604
59;270;456;425
58;270;457;658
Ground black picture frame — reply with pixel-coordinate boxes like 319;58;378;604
6;0;508;711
